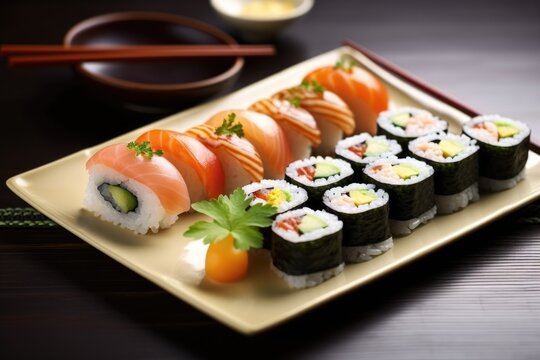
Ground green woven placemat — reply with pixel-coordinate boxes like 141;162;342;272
1;201;539;229
0;207;57;228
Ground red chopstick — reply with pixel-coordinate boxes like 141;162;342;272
342;39;540;154
0;44;275;67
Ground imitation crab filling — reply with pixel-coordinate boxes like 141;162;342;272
370;163;420;181
330;189;377;208
471;121;520;143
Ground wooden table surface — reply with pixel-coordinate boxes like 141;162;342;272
1;0;540;358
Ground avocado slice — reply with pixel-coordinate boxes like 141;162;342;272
494;122;519;138
365;139;390;156
390;112;411;128
108;185;138;213
393;164;420;179
437;139;464;158
349;189;377;206
314;161;341;179
298;214;328;234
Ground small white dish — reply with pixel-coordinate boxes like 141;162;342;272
210;0;314;41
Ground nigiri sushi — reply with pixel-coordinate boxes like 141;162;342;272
273;81;355;155
185;124;264;194
84;142;190;234
206;110;292;179
249;98;321;160
304;61;389;135
136;129;225;201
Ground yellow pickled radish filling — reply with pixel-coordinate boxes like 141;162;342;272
266;188;291;207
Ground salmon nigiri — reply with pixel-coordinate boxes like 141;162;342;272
136;129;225;202
304;61;389;135
206;110;292;179
185;124;264;194
249;98;320;160
273;80;355;155
85;142;190;234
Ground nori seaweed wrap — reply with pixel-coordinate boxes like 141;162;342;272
323;183;393;263
271;208;344;289
408;133;480;214
363;156;436;236
285;156;354;209
462;115;530;192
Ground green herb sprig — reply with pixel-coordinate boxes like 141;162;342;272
335;59;356;71
215;112;245;138
127;141;163;159
301;79;325;93
184;188;277;250
287;96;301;108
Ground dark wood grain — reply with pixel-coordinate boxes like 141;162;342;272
1;0;540;359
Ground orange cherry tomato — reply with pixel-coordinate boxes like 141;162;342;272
205;235;248;283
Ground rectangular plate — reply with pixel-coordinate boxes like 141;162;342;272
7;46;540;334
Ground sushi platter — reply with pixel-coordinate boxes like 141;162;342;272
7;45;540;334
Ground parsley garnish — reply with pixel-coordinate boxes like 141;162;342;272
335;59;356;71
300;79;325;93
127;141;163;159
215;112;244;138
287;96;301;108
184;188;277;250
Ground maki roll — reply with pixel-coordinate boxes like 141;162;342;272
335;133;402;181
271;208;344;289
323;184;393;263
363;156;436;236
84;142;191;234
462;115;530;192
285;156;354;208
377;107;448;151
409;133;479;214
243;180;308;249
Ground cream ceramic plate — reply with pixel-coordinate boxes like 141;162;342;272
7;46;540;334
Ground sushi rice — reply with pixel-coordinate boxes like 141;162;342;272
285;156;354;188
377;107;448;138
243;179;308;214
285;156;354;209
85;165;178;234
408;133;480;214
463;115;530;146
335;133;402;175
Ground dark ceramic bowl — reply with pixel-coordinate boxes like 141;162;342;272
64;12;244;113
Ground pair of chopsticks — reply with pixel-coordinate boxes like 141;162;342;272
0;44;275;67
342;39;540;153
